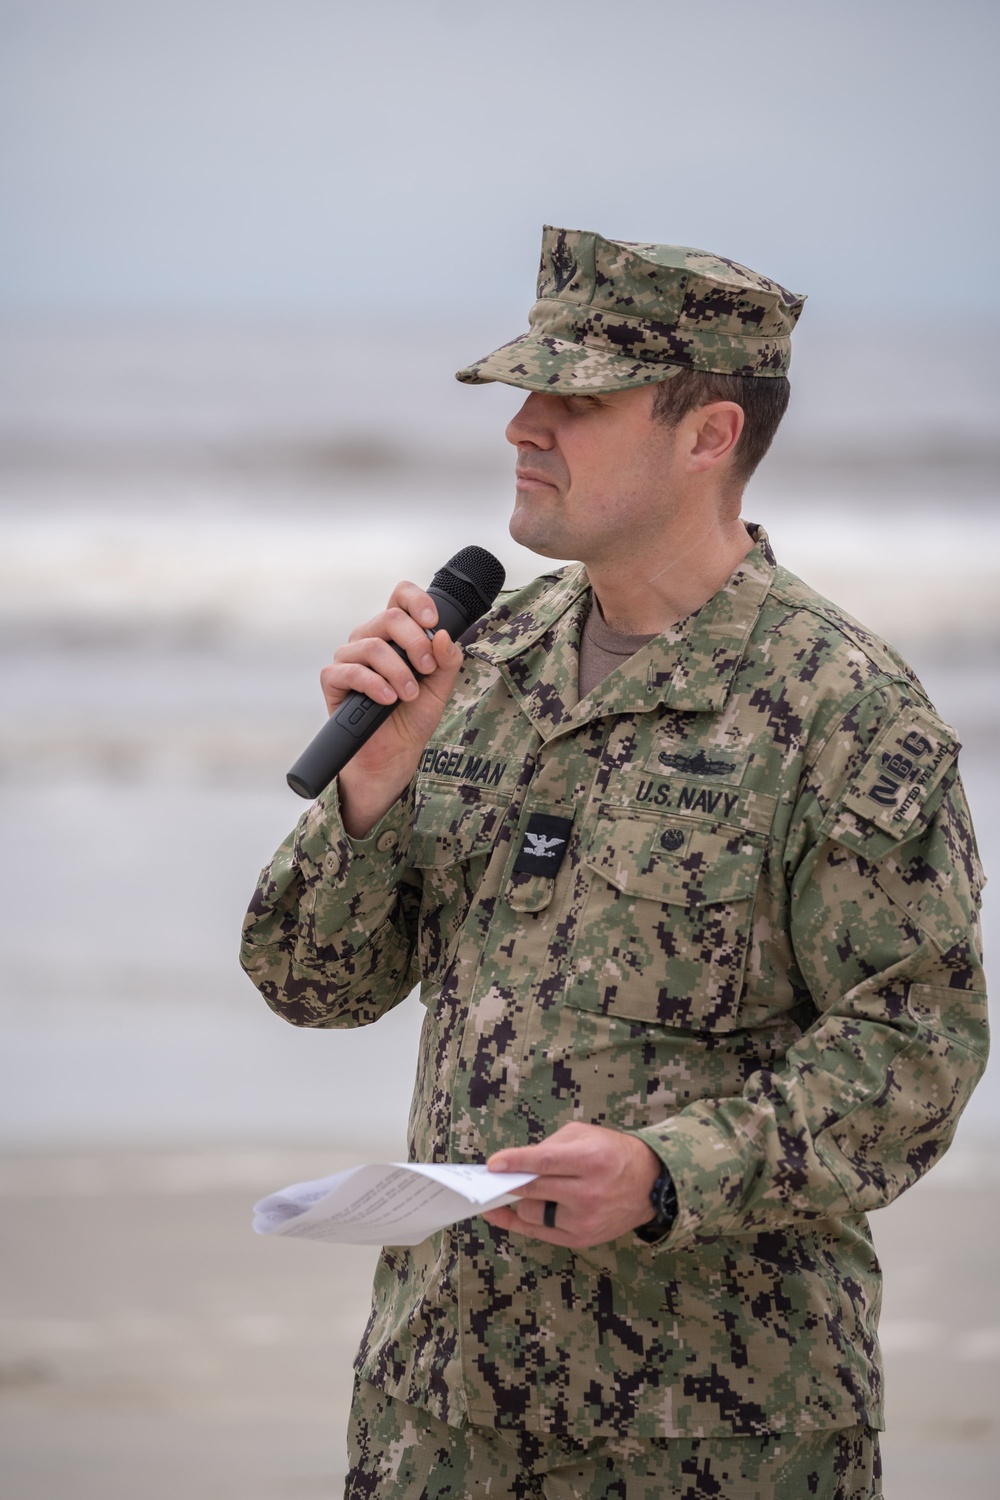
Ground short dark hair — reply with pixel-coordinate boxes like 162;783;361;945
651;369;790;485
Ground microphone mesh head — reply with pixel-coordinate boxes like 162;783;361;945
431;546;506;619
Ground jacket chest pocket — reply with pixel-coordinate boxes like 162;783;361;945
567;811;765;1032
408;784;508;983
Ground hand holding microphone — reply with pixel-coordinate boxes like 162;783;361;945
287;546;505;834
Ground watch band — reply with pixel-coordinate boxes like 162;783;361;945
635;1163;678;1245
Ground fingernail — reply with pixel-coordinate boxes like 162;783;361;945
421;609;436;626
420;655;435;673
490;1158;507;1172
403;681;418;699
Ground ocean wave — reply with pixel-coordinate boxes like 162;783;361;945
2;498;998;650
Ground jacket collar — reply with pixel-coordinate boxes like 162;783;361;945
467;525;777;739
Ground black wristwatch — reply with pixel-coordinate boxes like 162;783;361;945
635;1164;678;1245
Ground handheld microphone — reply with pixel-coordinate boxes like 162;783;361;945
286;545;506;800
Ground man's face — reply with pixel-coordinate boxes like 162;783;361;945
504;385;686;567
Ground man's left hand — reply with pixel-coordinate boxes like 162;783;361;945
482;1122;661;1249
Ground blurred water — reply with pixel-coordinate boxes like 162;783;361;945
1;326;997;1151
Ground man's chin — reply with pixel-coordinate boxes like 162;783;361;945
509;505;573;562
508;523;573;562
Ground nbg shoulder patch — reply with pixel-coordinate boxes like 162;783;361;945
839;702;960;842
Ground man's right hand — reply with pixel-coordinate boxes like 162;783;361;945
320;580;464;838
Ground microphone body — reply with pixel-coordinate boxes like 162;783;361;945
286;546;505;800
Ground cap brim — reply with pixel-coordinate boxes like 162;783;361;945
455;333;684;394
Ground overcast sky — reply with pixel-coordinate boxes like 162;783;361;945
1;0;997;325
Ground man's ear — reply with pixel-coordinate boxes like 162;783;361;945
686;402;744;472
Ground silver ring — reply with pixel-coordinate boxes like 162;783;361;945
543;1200;557;1230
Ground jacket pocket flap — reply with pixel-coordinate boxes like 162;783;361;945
409;788;507;869
585;814;764;906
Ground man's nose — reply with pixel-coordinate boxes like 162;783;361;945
505;392;555;449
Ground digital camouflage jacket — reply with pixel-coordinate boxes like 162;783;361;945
241;526;988;1440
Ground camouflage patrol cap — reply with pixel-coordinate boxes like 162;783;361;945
456;225;805;393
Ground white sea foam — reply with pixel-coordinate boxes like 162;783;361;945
3;495;998;649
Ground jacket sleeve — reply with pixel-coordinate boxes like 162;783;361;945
635;687;989;1248
239;779;422;1028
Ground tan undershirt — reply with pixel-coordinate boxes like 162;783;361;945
578;599;657;698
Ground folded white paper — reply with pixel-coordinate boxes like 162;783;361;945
253;1161;537;1246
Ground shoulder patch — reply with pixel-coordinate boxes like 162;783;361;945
836;702;960;844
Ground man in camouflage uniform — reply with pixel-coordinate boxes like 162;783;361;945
240;227;988;1499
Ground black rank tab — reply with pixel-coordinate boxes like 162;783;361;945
513;813;574;876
